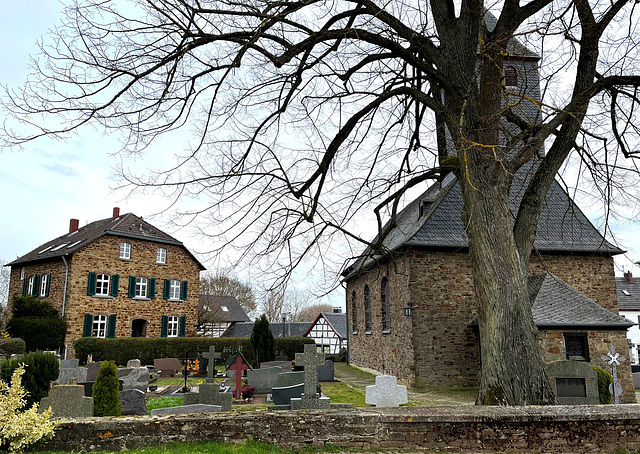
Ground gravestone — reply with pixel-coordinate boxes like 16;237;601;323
56;365;88;385
290;344;330;410
365;375;408;407
183;381;233;411
86;361;103;381
61;359;80;369
127;359;142;368
633;372;640;389
247;366;282;394
261;360;293;371
271;383;305;405
317;360;335;382
154;358;183;377
118;365;150;392
150;404;222;415
545;360;599;405
120;389;147;416
277;371;305;387
202;345;222;379
197;355;209;376
39;385;93;417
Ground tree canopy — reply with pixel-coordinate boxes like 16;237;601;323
2;0;640;405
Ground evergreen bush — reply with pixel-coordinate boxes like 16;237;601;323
0;351;59;408
6;296;66;352
93;360;121;417
592;365;613;404
0;338;26;358
251;315;275;367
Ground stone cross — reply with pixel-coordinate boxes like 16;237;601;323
365;375;408;407
202;345;222;380
602;345;626;404
295;344;325;399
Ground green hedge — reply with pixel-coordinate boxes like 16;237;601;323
74;336;315;367
6;317;67;352
592;365;613;404
0;351;59;408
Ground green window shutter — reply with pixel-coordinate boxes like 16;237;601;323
107;314;117;338
149;278;156;299
161;316;168;338
32;275;40;297
45;273;51;297
83;314;93;337
181;281;188;300
87;272;97;296
128;276;136;298
110;274;120;297
22;278;27;296
163;279;170;299
179;316;187;337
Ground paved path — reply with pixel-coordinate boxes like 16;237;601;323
334;362;476;406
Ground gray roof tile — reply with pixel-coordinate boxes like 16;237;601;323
616;275;640;311
304;312;348;339
221;321;312;338
530;273;633;329
198;295;251;323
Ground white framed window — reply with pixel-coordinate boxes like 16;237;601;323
92;315;107;338
27;276;35;295
20;268;25;280
169;280;181;300
167;316;179;337
96;274;110;296
135;277;148;298
156;248;166;264
40;274;49;297
119;242;131;259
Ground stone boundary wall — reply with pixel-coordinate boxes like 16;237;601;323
41;406;640;453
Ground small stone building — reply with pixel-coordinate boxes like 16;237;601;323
342;13;636;402
5;207;205;357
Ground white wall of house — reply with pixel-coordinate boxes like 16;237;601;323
619;310;640;364
307;317;345;354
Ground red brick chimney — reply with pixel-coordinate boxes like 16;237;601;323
112;207;120;219
69;218;79;234
624;271;634;285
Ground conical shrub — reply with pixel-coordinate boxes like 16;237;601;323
93;361;121;416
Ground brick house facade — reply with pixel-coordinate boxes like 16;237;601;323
5;208;204;357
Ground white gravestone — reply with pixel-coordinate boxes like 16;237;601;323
365;375;408;407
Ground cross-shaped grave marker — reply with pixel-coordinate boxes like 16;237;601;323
202;345;222;380
602;344;627;404
226;352;252;399
365;375;408;407
179;350;195;393
295;344;325;400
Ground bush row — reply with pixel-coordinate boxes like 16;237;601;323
74;336;315;367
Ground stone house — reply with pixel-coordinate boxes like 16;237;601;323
616;271;640;364
5;207;205;357
342;15;636;402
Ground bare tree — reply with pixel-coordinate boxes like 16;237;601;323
2;0;640;405
261;290;284;322
200;270;257;315
296;303;335;322
0;261;10;330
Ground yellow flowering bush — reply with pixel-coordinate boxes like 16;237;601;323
0;365;59;453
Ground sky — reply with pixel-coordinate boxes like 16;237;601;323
1;2;640;311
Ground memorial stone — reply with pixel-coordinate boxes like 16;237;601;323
127;359;142;368
545;360;599;405
120;389;147;416
247;366;282;394
290;344;330;410
39;385;93;418
317;360;335;382
261;360;293;371
118;366;150;392
61;359;80;369
365;375;408;407
202;345;222;379
154;358;183;377
56;365;88;385
277;371;305;387
86;361;103;381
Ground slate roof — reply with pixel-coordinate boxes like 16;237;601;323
616;274;640;311
6;212;205;269
484;11;540;60
343;163;623;278
199;295;251;323
221;321;313;338
529;273;634;329
304;312;348;339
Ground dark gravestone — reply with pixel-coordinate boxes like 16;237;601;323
120;389;147;416
545;360;598;405
317;360;335;382
633;372;640;389
154;358;183;377
86;362;103;381
247;367;282;394
277;371;305;387
79;379;124;397
197;355;209;376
